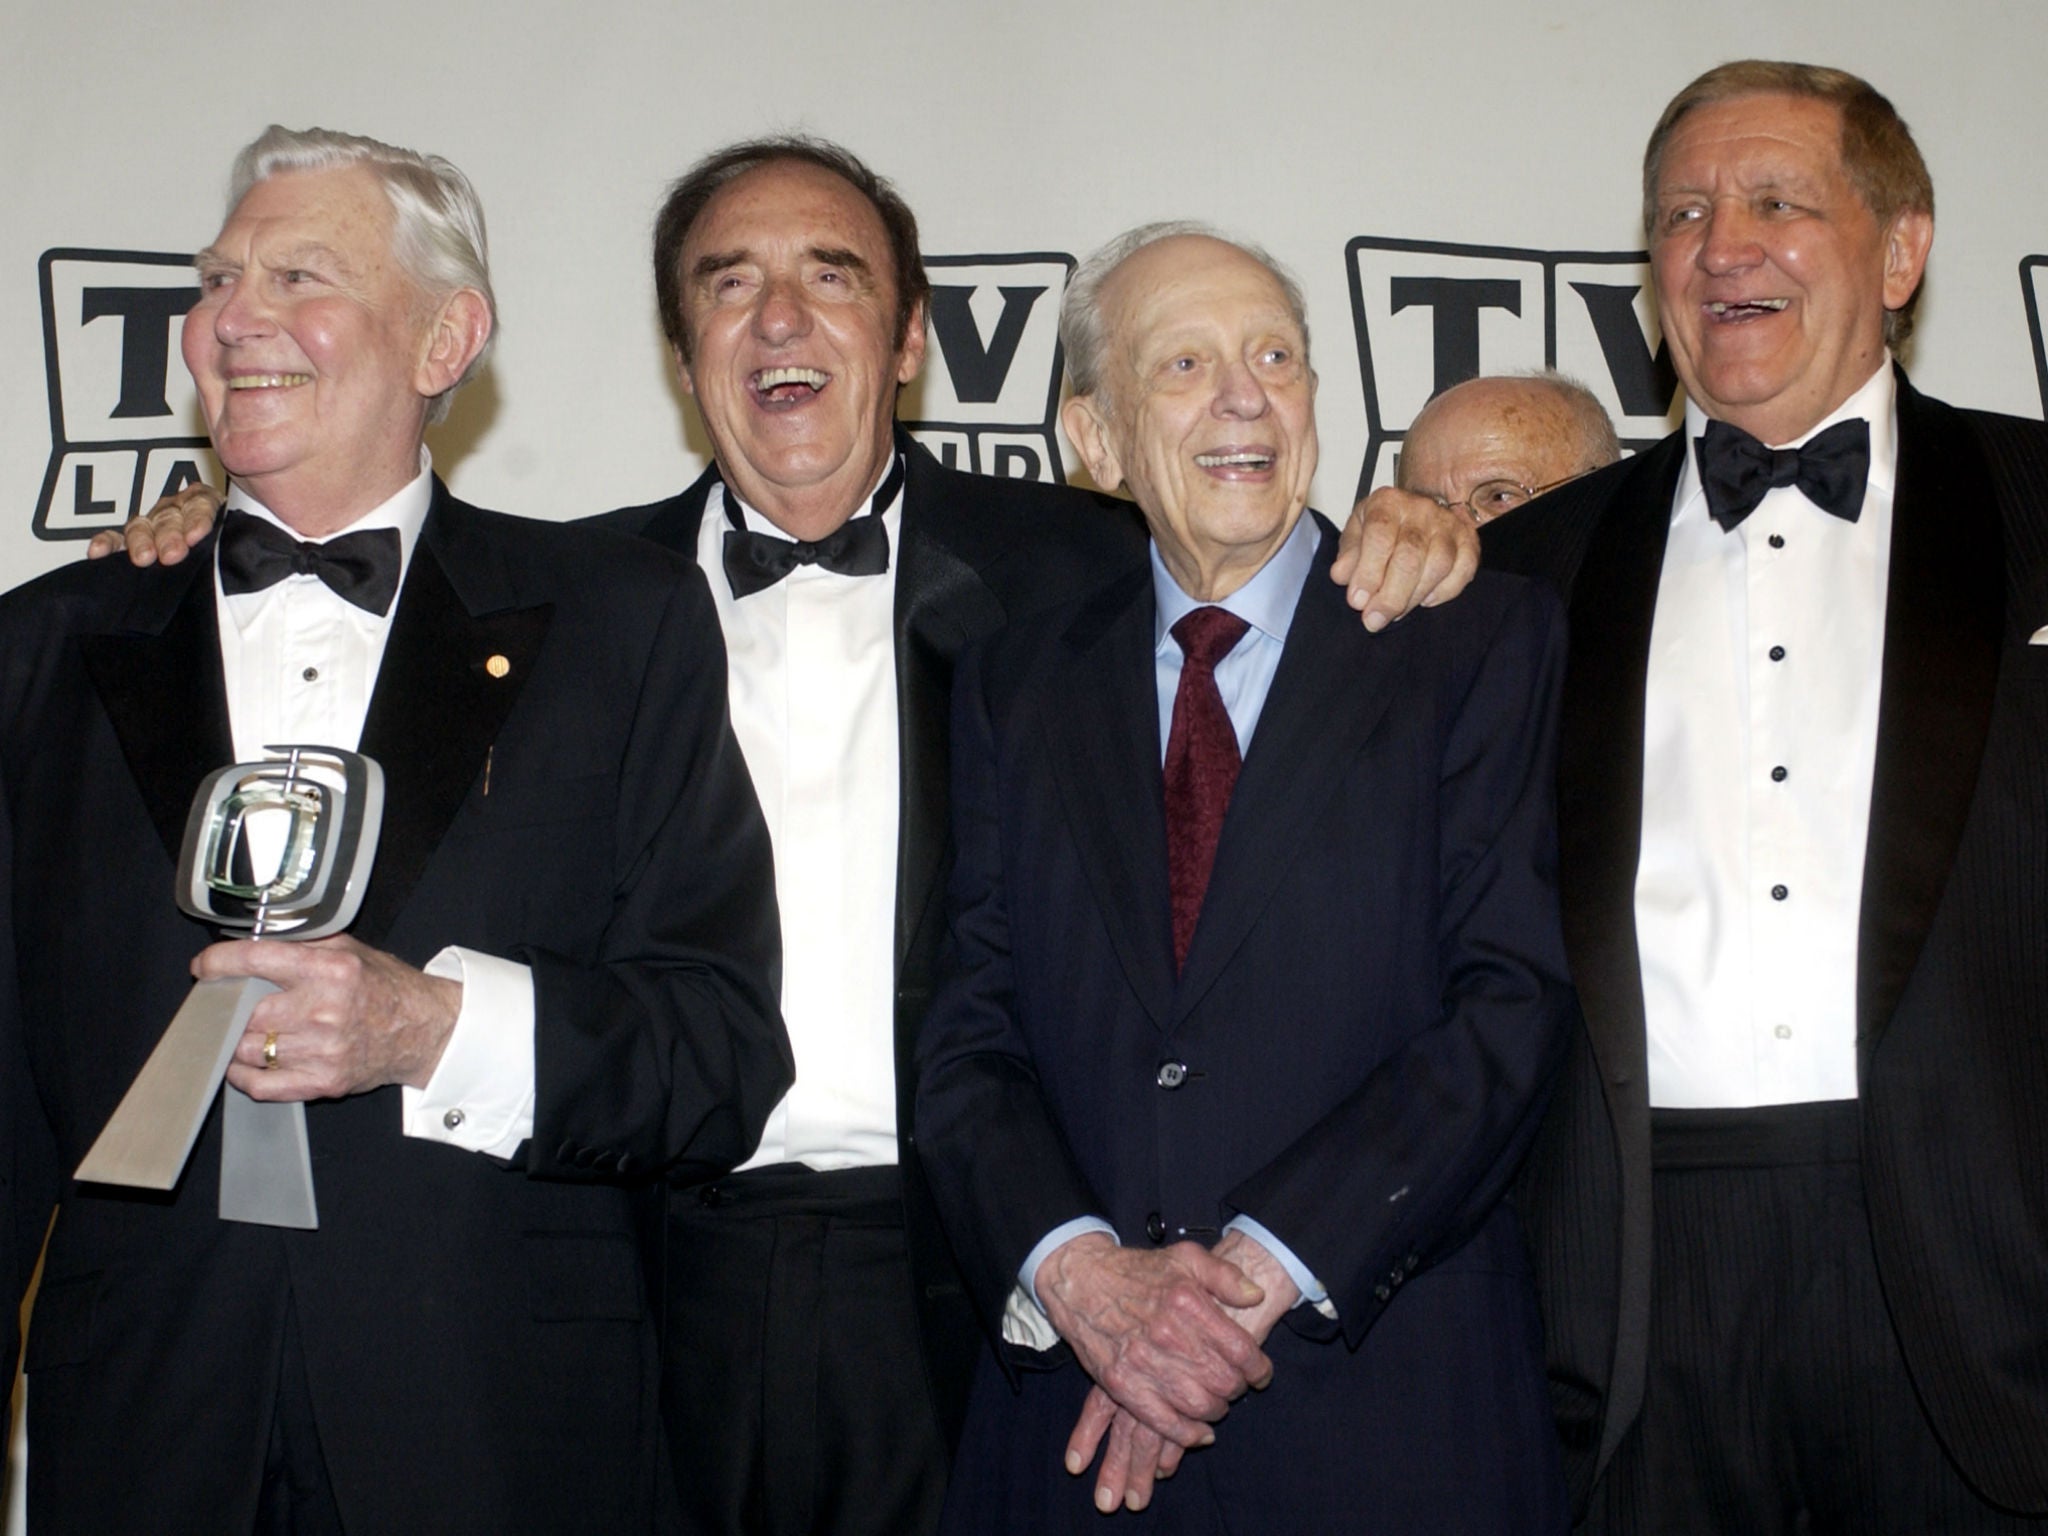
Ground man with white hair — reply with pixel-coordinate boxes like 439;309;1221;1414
1;125;788;1534
917;223;1571;1532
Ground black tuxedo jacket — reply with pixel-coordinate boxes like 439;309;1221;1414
917;522;1575;1531
0;485;788;1534
1488;373;2048;1515
569;435;1146;1445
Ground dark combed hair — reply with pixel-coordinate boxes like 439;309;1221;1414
652;134;930;364
1642;61;1934;346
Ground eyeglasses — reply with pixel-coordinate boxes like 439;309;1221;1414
1435;471;1588;524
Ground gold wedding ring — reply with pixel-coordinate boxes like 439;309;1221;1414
262;1032;280;1070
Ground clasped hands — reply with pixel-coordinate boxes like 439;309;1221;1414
1036;1228;1301;1514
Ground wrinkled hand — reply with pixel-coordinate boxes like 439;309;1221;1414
1066;1388;1186;1515
1036;1233;1268;1472
1067;1229;1302;1512
203;934;462;1100
1329;485;1480;630
85;482;224;566
1208;1227;1302;1341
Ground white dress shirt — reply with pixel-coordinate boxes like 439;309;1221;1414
218;452;536;1157
1637;361;1896;1108
701;476;904;1172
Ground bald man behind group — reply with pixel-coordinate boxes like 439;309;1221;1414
1397;373;1618;526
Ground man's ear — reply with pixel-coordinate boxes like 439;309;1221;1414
1882;208;1935;313
895;297;928;386
1060;393;1123;491
416;288;491;399
674;345;698;398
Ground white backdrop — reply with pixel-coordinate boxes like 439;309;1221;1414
5;0;2048;1518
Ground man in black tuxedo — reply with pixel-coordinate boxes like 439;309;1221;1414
1;126;787;1534
1350;62;2048;1532
917;224;1572;1533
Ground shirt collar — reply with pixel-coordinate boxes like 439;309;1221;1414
218;446;434;622
718;457;904;541
1152;510;1319;653
1675;357;1898;518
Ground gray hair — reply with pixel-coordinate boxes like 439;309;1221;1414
228;125;496;423
1060;220;1310;402
1522;369;1620;469
1398;370;1620;491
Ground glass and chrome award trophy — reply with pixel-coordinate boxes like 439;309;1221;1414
76;746;383;1230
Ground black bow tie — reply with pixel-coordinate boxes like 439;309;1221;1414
1696;416;1870;532
217;510;403;616
720;455;902;599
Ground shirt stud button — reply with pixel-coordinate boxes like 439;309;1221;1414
1768;534;1785;549
302;666;319;682
1771;884;1789;901
442;1108;465;1130
1769;645;1786;662
1771;765;1788;783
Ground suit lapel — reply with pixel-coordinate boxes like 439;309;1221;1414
634;463;720;556
1043;569;1176;1028
1554;438;1682;1100
1171;523;1400;1021
79;561;233;867
349;490;552;947
893;447;1007;974
1855;377;2003;1059
1551;434;1679;1477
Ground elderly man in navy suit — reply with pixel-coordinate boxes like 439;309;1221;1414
917;223;1574;1533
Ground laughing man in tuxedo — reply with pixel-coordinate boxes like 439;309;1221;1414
917;225;1573;1533
1345;61;2048;1532
0;126;787;1535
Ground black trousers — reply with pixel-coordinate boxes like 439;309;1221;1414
663;1164;948;1536
1585;1102;2044;1535
252;1295;343;1536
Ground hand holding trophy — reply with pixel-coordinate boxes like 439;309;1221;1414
76;745;382;1229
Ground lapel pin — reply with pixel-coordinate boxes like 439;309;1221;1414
485;654;511;678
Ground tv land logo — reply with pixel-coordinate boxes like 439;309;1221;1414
36;250;218;542
902;253;1073;484
35;247;1071;537
2023;255;2048;415
1348;237;1683;499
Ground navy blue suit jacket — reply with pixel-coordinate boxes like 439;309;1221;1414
917;519;1574;1533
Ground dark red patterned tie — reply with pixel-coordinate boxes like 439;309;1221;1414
1164;606;1250;972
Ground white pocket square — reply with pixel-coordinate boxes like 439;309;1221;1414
2033;624;2048;645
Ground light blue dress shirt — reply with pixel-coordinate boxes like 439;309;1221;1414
1023;512;1330;1317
